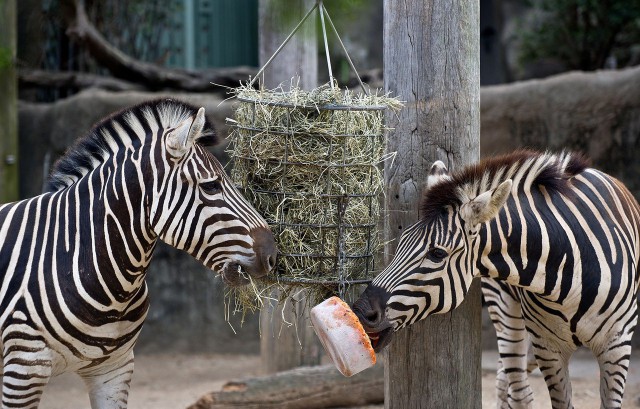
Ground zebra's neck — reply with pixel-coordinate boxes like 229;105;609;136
466;153;589;297
61;146;157;309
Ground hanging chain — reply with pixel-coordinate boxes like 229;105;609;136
336;195;349;299
317;1;334;90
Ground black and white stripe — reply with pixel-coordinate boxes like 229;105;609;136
0;99;275;409
354;150;640;409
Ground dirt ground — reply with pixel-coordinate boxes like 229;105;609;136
39;350;640;408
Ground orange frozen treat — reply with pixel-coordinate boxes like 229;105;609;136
310;296;376;377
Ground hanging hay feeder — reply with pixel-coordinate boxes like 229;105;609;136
222;0;402;314
226;82;402;311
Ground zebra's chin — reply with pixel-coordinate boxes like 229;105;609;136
219;262;251;287
367;326;394;352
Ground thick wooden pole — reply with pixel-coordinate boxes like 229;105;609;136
383;1;481;408
0;0;18;203
258;0;320;374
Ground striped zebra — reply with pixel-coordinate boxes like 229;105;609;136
0;99;276;409
353;150;640;409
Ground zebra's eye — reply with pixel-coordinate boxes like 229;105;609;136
427;247;448;261
200;180;222;194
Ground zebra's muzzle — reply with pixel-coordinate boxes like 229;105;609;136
220;262;251;287
352;286;394;352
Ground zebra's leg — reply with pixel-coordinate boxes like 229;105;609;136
482;278;533;409
526;342;538;373
593;335;633;409
531;344;574;409
1;350;52;409
81;352;135;409
595;345;630;409
1;317;55;409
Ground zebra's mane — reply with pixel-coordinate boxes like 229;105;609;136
421;150;590;221
46;99;217;192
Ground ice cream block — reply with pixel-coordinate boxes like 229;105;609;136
310;296;376;377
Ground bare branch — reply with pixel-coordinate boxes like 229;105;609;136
60;0;256;92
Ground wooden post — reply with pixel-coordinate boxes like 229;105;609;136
258;0;317;90
383;1;481;408
258;0;321;374
0;0;19;203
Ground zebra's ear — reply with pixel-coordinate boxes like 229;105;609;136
166;107;206;155
460;179;512;226
427;160;451;190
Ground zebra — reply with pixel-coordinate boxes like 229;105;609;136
0;99;277;409
353;150;640;409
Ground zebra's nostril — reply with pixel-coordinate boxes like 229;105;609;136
249;227;277;275
266;253;276;272
364;309;380;325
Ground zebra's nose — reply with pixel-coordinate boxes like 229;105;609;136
249;227;277;277
353;285;389;330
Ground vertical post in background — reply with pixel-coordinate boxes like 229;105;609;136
0;0;19;204
258;0;321;374
382;0;481;407
258;0;317;90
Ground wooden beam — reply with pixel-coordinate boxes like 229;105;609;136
382;0;481;407
0;0;18;203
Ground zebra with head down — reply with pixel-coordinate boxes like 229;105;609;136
354;150;640;409
0;99;276;409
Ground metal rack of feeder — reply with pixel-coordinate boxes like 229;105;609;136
227;1;401;305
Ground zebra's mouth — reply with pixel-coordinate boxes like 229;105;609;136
220;262;251;287
366;327;393;352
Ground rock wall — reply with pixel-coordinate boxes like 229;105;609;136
481;65;640;199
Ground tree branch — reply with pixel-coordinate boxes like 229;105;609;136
60;0;256;92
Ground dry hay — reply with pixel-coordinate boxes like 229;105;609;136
225;82;402;314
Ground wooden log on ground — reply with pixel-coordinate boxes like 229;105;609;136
187;363;384;409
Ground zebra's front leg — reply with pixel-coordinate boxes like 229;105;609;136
594;339;632;409
482;279;533;408
532;345;574;409
81;352;135;409
2;351;52;409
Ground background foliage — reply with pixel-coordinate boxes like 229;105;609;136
519;0;640;70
